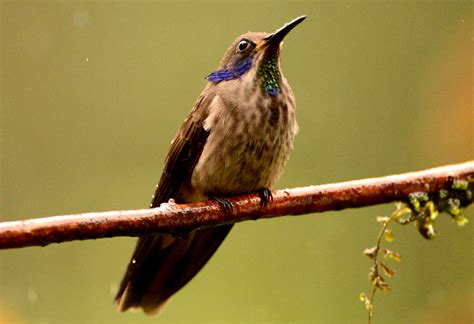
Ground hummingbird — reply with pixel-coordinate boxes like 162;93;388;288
115;15;306;315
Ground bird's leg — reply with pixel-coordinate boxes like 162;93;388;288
211;195;233;215
257;188;273;207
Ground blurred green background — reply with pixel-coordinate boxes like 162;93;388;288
1;1;472;323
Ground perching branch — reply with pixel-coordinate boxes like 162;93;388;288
0;161;472;250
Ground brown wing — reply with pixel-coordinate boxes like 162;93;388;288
149;93;212;209
115;93;220;313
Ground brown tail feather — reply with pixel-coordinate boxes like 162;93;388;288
115;224;233;315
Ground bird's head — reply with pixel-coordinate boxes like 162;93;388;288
206;16;306;97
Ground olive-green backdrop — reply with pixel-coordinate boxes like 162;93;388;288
1;1;472;323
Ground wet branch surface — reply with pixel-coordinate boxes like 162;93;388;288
0;161;472;249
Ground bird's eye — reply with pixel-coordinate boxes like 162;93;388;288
237;39;250;52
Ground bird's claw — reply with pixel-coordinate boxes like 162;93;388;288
212;196;233;215
258;188;273;207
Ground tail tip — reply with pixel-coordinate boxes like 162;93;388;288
114;285;169;317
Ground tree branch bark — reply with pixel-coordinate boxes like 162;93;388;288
0;161;472;250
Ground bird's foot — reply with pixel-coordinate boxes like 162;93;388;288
211;196;233;215
257;188;273;207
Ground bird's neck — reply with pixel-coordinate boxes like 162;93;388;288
257;57;282;97
206;54;283;98
206;56;254;83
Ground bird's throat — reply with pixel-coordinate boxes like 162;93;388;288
206;54;282;98
257;57;281;97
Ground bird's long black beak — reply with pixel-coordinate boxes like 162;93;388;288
264;15;306;45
